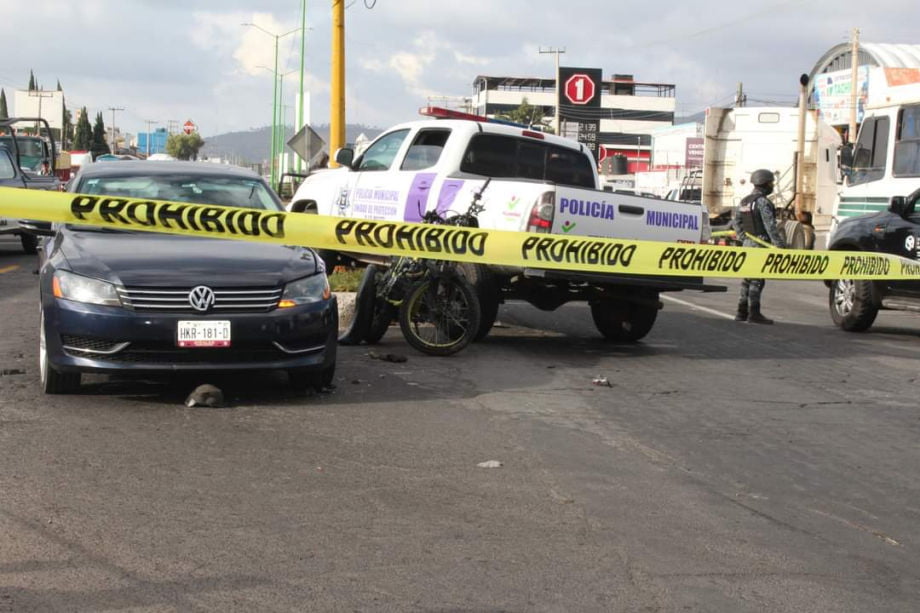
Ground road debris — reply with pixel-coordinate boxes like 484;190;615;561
185;383;225;408
477;460;503;469
592;376;612;387
367;350;408;363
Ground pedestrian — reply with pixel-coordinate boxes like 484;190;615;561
732;168;786;324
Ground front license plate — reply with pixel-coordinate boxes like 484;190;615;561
177;321;231;347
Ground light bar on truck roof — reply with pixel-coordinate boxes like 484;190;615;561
418;106;544;135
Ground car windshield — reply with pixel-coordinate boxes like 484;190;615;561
68;173;282;232
78;175;281;210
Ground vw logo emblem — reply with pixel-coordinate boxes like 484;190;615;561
906;235;916;253
188;286;216;312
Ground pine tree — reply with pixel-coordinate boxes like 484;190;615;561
91;112;110;156
28;70;35;91
73;107;92;150
0;89;8;120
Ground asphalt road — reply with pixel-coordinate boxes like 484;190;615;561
2;239;919;611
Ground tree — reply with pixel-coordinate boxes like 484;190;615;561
28;70;36;91
73;107;92;150
497;97;548;129
91;112;110;157
166;132;206;160
0;89;7;120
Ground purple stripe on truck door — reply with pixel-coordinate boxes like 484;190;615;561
403;172;437;222
436;180;465;216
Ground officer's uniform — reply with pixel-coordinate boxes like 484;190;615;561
732;185;786;323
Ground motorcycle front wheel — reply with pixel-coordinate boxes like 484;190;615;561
398;273;481;356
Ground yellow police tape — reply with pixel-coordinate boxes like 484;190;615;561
2;186;919;281
711;229;772;248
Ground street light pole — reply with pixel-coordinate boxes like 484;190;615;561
242;22;301;186
276;69;297;183
298;0;307;173
539;46;565;134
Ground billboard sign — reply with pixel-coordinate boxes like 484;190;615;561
813;66;870;125
558;67;602;161
685;137;704;168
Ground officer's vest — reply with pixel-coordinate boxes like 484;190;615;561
738;193;767;236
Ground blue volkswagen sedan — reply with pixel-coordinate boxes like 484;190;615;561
38;161;337;394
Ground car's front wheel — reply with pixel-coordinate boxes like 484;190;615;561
829;278;878;331
39;308;81;394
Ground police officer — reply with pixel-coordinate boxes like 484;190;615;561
732;169;786;324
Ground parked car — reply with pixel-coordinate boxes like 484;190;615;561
37;161;337;393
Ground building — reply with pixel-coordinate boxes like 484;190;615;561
808;42;920;141
136;128;169;156
471;72;676;174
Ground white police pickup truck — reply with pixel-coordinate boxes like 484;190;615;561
289;107;723;341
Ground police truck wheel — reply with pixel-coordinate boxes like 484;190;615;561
458;263;500;341
591;292;659;342
362;265;396;344
338;266;376;345
829;278;878;332
20;233;38;255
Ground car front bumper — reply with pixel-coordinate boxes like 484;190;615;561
42;295;338;375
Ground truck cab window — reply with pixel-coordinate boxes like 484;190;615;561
460;134;596;188
849;117;889;186
400;129;450;171
357;129;410;171
894;104;920;177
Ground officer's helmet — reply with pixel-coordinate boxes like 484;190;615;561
751;169;775;187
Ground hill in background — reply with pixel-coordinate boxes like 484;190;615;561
201;124;384;165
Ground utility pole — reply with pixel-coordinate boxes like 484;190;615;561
108;106;124;153
143;120;158;157
735;82;746;107
849;27;860;144
330;0;345;167
539;46;565;134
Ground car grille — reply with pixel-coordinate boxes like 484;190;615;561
117;286;283;313
62;340;292;364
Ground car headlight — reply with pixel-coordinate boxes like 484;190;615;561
279;273;331;308
52;270;122;307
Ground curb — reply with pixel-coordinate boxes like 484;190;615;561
333;292;356;333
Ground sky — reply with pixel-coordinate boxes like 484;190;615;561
0;0;917;142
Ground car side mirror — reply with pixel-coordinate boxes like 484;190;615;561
891;188;920;218
333;148;354;168
888;196;908;217
289;200;308;213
